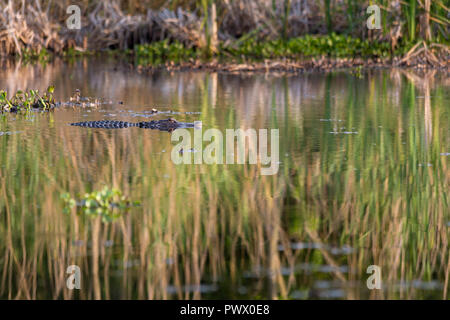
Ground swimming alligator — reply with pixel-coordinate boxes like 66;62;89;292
70;118;200;132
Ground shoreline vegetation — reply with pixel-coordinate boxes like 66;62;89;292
0;0;448;71
131;38;448;73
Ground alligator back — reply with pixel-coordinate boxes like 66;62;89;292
71;120;136;129
70;119;198;131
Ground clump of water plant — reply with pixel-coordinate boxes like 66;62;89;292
221;34;395;60
134;34;406;67
61;187;140;223
135;40;199;65
0;86;55;112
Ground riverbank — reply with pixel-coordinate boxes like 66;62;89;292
1;1;448;73
11;34;450;74
132;43;449;74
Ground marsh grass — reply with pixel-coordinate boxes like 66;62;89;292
0;68;448;299
0;1;448;59
134;34;396;66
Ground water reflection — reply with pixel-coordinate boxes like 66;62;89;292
0;57;448;300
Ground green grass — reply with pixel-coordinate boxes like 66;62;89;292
221;34;395;59
134;34;416;66
135;39;199;65
402;0;417;42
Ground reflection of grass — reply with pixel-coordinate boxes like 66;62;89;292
0;70;448;300
282;70;448;298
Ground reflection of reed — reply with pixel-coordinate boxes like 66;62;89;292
0;66;448;300
398;69;438;148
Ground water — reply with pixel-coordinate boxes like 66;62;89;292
0;57;448;299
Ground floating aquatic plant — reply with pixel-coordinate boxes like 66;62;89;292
0;86;55;112
61;187;140;223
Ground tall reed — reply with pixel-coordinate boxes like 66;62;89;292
402;0;417;42
324;0;332;34
1;0;449;58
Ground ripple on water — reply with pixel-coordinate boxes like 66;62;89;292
166;284;218;295
320;118;344;122
317;289;345;299
243;263;351;279
330;131;358;134
290;290;309;299
278;242;354;255
394;280;443;291
418;163;432;167
0;131;22;136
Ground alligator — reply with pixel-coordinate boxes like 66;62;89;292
70;118;200;132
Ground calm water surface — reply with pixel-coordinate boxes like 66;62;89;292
0;58;448;299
